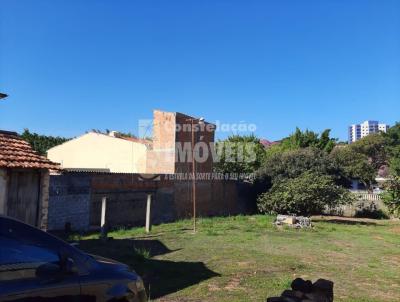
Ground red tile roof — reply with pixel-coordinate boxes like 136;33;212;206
260;139;279;148
0;131;61;170
119;136;153;146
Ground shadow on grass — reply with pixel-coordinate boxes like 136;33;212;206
76;238;220;299
315;218;377;226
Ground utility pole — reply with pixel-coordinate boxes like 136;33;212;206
186;117;204;234
191;119;196;233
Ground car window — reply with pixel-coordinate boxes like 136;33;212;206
0;217;95;275
0;232;61;282
0;235;59;271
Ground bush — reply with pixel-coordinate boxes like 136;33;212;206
382;176;400;217
257;172;354;216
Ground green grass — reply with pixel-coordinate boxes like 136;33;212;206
70;215;400;302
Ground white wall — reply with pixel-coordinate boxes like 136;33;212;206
47;133;148;173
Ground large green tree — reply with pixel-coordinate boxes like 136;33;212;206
20;129;70;155
330;146;376;189
258;147;339;183
383;122;400;175
383;122;400;147
388;146;400;176
350;133;387;170
214;134;266;174
278;128;336;153
382;176;400;218
381;124;400;217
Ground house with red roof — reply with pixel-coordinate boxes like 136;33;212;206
0;130;60;229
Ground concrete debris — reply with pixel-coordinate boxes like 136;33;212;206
275;215;312;228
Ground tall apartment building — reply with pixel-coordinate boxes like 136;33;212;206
348;120;389;143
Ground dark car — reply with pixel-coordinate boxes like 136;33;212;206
0;215;147;302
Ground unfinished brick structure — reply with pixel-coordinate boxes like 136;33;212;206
146;110;215;174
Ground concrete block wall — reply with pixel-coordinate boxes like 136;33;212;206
48;172;252;231
48;173;91;231
326;198;388;217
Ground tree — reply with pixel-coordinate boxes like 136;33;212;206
20;129;70;155
388;146;400;177
257;172;354;216
317;129;337;153
258;147;339;183
276;128;337;153
382;176;400;218
350;133;387;170
330;146;376;189
382;122;400;176
115;131;138;139
382;128;400;217
214;134;266;174
383;122;400;147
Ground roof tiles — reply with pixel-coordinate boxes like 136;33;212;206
0;131;61;170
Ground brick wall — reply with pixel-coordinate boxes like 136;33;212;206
89;174;250;229
146;110;216;174
174;112;215;174
48;172;251;231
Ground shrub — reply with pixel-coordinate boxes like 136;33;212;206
382;176;400;217
257;172;354;216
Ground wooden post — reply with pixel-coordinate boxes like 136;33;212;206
146;193;152;233
100;196;107;240
191;119;197;233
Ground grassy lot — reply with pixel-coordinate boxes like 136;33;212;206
70;215;400;302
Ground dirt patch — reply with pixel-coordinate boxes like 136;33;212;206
312;215;381;225
225;276;244;291
207;283;221;292
390;226;400;234
382;254;400;266
237;261;253;268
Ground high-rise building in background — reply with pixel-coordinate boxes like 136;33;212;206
348;120;389;143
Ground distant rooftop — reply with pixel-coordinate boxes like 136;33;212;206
260;139;279;148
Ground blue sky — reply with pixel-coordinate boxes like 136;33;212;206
0;0;399;141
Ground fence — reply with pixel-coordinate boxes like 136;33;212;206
48;172;252;231
353;192;382;202
325;191;386;217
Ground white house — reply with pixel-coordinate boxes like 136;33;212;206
47;132;150;173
